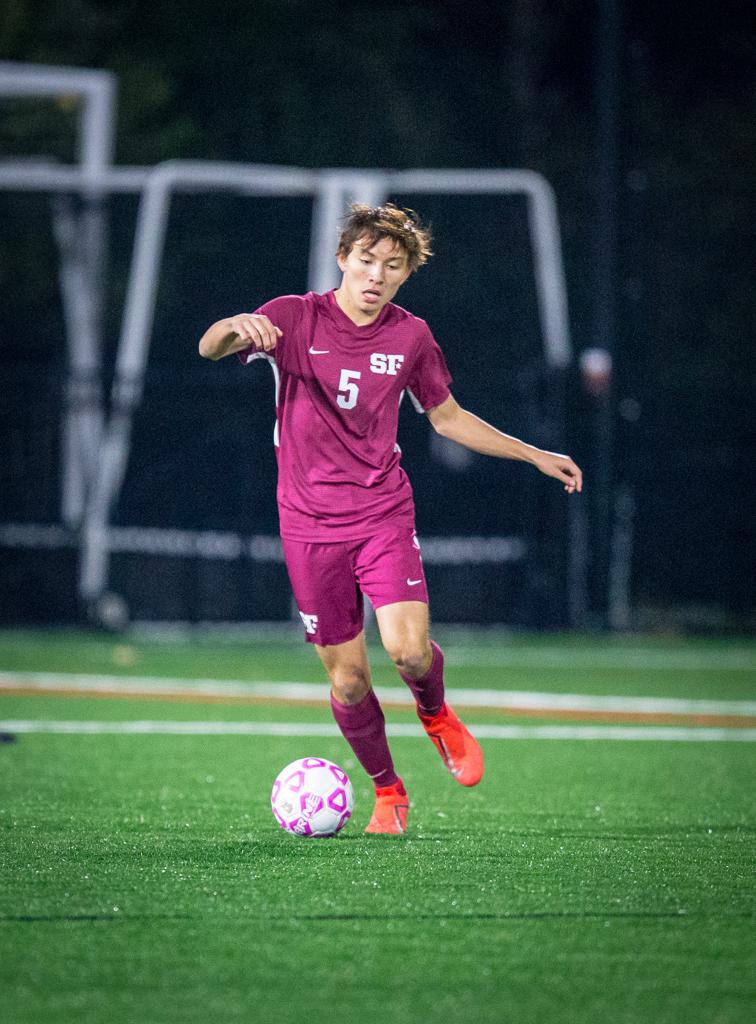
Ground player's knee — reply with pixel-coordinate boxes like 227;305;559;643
385;640;431;679
330;665;371;705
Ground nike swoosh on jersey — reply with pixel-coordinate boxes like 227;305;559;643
308;346;330;355
406;578;423;586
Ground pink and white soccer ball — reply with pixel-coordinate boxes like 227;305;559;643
271;757;354;838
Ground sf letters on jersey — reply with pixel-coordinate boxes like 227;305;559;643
370;353;405;376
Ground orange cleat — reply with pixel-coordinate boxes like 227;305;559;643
364;778;409;835
418;703;484;787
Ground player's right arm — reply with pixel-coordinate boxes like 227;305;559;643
198;313;282;360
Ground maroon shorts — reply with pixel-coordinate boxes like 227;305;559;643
281;524;429;646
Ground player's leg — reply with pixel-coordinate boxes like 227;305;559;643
316;631;399;792
280;535;407;833
376;601;484;787
355;525;439;702
315;629;371;705
373;600;443;714
356;524;440;708
315;633;409;834
357;525;484;788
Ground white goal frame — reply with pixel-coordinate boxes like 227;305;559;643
1;63;572;617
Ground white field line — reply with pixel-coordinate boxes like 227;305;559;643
442;647;756;671
1;671;755;717
1;720;755;742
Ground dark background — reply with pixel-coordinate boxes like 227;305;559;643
1;0;754;629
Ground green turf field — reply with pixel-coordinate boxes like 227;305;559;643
1;629;754;1023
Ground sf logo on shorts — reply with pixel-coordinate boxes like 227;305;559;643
299;611;319;635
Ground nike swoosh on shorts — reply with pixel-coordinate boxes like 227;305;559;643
407;578;423;586
308;346;329;354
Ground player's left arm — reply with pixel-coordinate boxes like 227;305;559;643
426;394;583;494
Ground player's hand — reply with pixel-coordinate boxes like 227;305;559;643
533;450;583;494
229;314;282;353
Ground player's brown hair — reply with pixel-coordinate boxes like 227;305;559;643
336;202;433;272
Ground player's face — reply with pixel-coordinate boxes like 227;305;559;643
335;236;412;325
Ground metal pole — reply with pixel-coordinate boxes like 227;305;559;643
591;0;621;627
308;173;348;294
0;62;117;529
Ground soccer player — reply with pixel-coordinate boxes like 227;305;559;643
199;203;582;834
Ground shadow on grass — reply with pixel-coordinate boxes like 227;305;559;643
4;909;752;924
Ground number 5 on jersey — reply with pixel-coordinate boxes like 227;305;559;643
337;369;361;410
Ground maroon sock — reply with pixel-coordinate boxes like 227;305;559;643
399;640;445;716
330;689;398;789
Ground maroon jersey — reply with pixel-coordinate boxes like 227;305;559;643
239;290;452;541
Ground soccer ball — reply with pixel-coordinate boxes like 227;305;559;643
271;757;354;838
